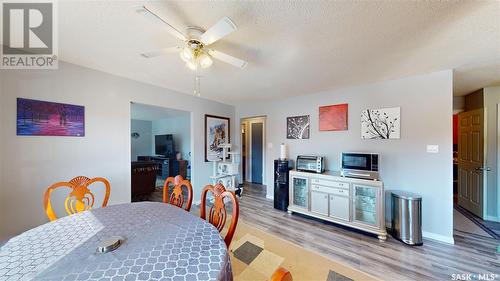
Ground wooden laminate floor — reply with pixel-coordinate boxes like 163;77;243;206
239;183;500;281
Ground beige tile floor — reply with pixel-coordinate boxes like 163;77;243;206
453;209;492;237
229;221;379;281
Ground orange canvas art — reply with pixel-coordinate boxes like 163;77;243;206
319;103;348;131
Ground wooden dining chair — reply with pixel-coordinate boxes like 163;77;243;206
271;267;293;281
44;176;111;221
163;175;193;212
200;183;239;247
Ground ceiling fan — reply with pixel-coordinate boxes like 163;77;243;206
136;5;247;88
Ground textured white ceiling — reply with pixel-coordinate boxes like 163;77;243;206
58;0;500;104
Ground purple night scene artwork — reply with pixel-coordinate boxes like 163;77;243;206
17;98;85;137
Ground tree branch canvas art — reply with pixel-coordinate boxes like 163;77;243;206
361;107;400;139
287;115;310;139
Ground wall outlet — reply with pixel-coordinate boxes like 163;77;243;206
267;142;273;149
426;145;439;153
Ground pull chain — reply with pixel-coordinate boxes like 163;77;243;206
194;63;201;97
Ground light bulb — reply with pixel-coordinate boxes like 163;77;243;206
199;52;213;69
179;47;193;62
186;60;197;71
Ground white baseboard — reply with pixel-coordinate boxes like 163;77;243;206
192;200;201;206
485;215;500;222
422;231;454;244
266;195;274;200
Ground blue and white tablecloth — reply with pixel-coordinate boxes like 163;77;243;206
0;202;232;281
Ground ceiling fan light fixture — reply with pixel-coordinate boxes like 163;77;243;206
186;60;197;71
180;47;194;62
199;52;213;69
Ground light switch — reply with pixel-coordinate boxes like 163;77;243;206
426;145;439;153
267;142;273;149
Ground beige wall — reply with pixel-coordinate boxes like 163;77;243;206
0;62;235;241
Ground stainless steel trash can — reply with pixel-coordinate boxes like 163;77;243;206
391;191;422;245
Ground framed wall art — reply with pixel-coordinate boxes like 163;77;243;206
205;114;230;161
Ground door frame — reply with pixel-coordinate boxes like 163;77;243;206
241;116;266;185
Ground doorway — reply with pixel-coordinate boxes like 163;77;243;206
453;89;500;239
241;116;266;185
130;102;192;202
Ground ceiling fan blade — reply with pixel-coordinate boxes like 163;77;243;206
140;47;180;58
209;50;247;69
136;6;187;41
200;17;237;45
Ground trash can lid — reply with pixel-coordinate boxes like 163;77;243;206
392;190;422;200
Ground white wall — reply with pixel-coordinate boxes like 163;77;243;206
0;62;235;241
235;70;454;243
152;116;191;161
131;119;152;161
484;86;500;220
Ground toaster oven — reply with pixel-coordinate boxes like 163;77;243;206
296;155;325;173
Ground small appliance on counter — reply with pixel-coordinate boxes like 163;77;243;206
274;159;293;211
296;155;324;174
340;152;379;180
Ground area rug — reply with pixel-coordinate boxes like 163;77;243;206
229;221;379;281
455;205;500;239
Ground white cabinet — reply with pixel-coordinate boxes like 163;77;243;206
288;170;386;241
311;191;329;216
329;194;350;221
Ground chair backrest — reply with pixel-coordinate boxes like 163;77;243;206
200;183;239;247
271;267;293;281
44;176;111;221
163;175;193;211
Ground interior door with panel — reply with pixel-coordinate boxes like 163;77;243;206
290;176;309;210
352;184;379;228
458;109;485;217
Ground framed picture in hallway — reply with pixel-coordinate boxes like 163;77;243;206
205;114;230;162
361;107;400;139
319;103;348;131
16;98;85;137
287;115;310;139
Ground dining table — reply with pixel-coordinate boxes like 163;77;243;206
0;202;232;281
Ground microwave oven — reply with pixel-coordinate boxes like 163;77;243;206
296;155;324;174
340;152;379;180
